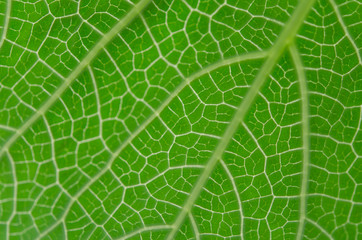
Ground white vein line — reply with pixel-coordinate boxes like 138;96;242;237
351;106;362;158
188;213;200;240
0;124;16;133
328;0;361;64
88;66;112;153
140;15;186;79
5;153;16;240
166;0;317;237
305;219;333;239
117;225;172;240
0;0;11;48
241;123;267;158
290;43;310;240
219;159;243;239
42;115;59;183
0;0;153;159
36;51;268;238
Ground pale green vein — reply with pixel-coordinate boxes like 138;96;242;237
0;0;11;48
166;0;316;238
328;0;361;64
0;0;152;158
290;43;310;240
37;51;268;238
118;225;172;240
0;124;16;132
306;219;333;239
5;152;17;240
188;213;200;240
220;158;243;239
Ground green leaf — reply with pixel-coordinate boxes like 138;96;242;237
0;0;361;239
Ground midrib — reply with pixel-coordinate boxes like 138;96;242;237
0;0;11;48
166;0;316;239
290;43;310;240
0;0;152;158
1;0;317;238
38;51;268;238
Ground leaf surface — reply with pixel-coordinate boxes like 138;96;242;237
0;0;361;239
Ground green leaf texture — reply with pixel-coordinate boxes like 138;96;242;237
0;0;361;239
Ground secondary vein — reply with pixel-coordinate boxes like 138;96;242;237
290;43;310;240
328;0;361;64
0;0;152;158
0;0;11;48
166;0;316;238
37;50;268;238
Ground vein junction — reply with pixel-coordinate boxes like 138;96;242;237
167;0;316;238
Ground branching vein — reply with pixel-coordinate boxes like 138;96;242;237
166;0;316;238
290;43;311;240
0;0;152;158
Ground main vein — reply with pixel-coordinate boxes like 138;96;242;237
0;0;152;158
328;0;361;64
166;0;316;238
0;0;11;48
38;51;268;238
290;44;310;240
